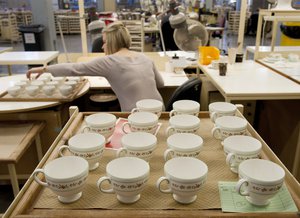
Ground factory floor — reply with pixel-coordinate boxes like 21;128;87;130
0;31;266;215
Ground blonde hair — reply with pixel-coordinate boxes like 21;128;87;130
102;21;131;55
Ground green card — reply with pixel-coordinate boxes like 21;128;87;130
218;181;298;213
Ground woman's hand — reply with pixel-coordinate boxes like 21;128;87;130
26;67;45;80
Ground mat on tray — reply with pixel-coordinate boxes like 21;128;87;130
34;117;240;210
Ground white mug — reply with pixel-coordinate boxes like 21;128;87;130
64;80;77;89
7;86;21;97
212;116;247;142
131;99;163;118
166;114;200;136
157;157;208;204
236;159;285;206
210;60;220;69
59;85;73;96
14;81;27;90
117;132;157;162
288;53;299;62
33;156;89;203
25;85;39;96
42;85;56;96
30;80;44;90
164;133;203;161
46;81;59;88
58;133;105;171
224;135;262;173
52;77;65;84
169;100;200;117
122;112;158;135
209;102;237;123
97;157;150;204
82;113;116;142
37;77;50;83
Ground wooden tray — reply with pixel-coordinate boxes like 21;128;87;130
4;109;300;218
0;79;88;102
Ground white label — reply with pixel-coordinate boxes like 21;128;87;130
24;33;36;44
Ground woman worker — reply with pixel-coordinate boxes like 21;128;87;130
26;21;165;112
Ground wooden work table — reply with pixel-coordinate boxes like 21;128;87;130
198;60;300;182
0;74;89;180
0;51;59;76
3;108;300;217
257;59;300;84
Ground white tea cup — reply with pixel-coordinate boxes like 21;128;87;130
209;102;237;123
59;85;73;96
19;79;30;85
37;77;50;83
122;112;158;135
269;53;282;60
64;80;77;89
52;77;65;84
157;157;208;204
164;133;203;161
42;85;56;96
7;86;21;97
212;116;247;142
33;156;89;203
166;114;200;136
82;113;116;142
46;81;59;88
58;133;105;171
97;157;150;204
210;60;220;69
30;80;44;90
117;132;157;162
25;85;39;96
169;100;200;117
131;99;163;118
224;135;262;173
14;81;27;90
236;159;285;206
288;53;299;62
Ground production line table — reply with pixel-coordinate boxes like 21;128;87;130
0;51;59;76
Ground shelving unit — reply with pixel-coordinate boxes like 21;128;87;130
54;10;69;34
14;10;32;26
227;11;250;34
0;13;21;43
123;19;145;52
54;10;88;35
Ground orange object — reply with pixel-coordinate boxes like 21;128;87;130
199;46;220;65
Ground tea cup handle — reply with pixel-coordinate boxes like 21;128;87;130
97;176;114;193
169;110;177;117
33;169;48;187
131;108;139;113
165;126;175;137
82;126;91;133
156;176;171;193
58;145;69;157
163;149;174;161
235;178;250;196
116;148;128;158
226;153;235;167
211;127;222;140
122;122;131;134
210;112;217;123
